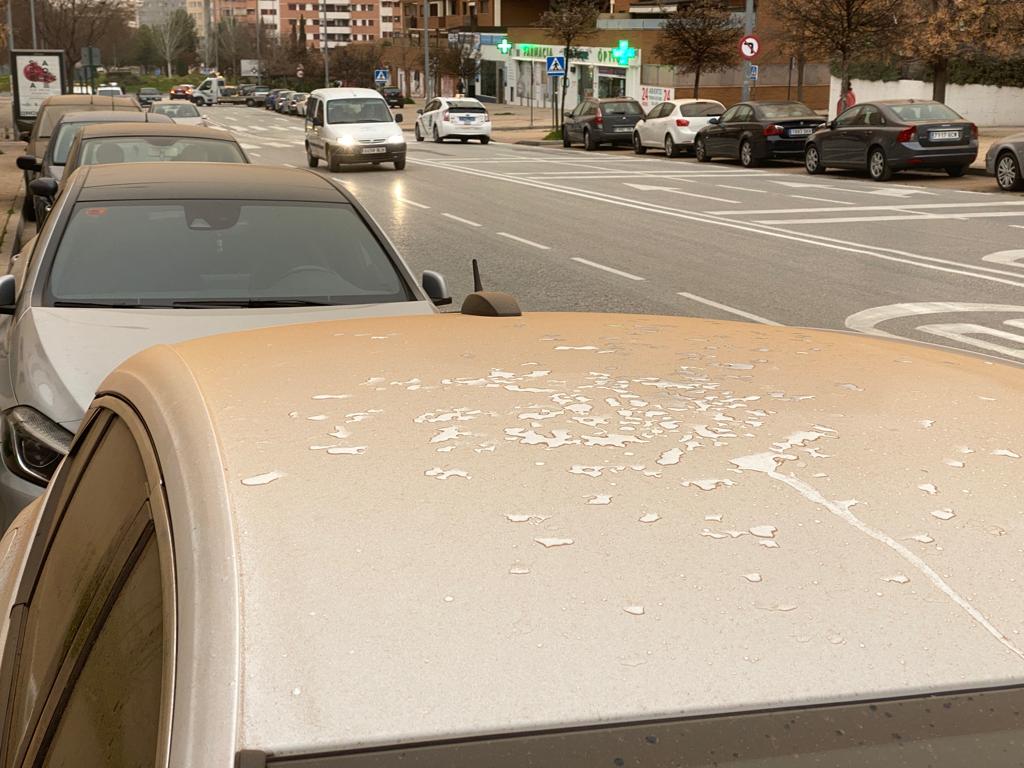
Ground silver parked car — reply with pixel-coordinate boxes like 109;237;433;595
1;310;1023;764
985;132;1024;191
0;163;450;527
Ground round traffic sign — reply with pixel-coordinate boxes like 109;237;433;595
297;66;305;78
739;34;760;60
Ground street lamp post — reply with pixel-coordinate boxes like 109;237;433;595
422;0;430;100
256;16;262;85
29;0;38;47
322;0;329;87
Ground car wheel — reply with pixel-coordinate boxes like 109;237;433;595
584;128;597;151
996;150;1024;191
633;132;647;154
394;156;407;170
562;125;571;148
480;136;490;145
664;134;680;158
945;165;969;178
414;123;424;142
868;146;892;181
739;139;757;167
246;99;254;107
306;144;318;168
433;125;443;143
804;144;825;175
695;136;711;162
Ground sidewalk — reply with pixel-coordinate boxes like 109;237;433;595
0;138;27;269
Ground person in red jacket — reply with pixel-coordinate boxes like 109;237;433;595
837;86;857;115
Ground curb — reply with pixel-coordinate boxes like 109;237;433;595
966;165;988;177
515;139;563;146
0;195;25;271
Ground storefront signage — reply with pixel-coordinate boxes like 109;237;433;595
498;43;640;67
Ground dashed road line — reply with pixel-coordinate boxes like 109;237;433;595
717;184;766;193
754;211;1024;225
623;183;739;204
396;196;429;208
442;213;482;227
497;232;550;250
677;292;782;325
788;194;855;205
571;257;644;281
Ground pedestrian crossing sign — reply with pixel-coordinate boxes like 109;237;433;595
546;56;566;77
374;68;389;84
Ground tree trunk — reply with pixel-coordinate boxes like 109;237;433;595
692;66;701;99
932;57;948;103
839;53;849;114
561;42;570;118
796;52;805;101
166;57;172;76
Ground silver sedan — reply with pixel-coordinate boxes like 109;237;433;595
985;132;1024;191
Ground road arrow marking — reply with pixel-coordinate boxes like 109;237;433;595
624;183;739;204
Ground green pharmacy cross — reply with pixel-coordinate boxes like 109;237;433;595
611;39;636;66
497;38;513;55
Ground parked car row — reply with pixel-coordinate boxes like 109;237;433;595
564;95;1018;190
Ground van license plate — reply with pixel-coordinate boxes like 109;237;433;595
930;130;959;141
363;146;388;154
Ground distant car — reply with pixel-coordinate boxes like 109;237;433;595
171;84;194;100
17;93;142;221
562;97;644;151
986;132;1024;191
695;100;824;167
286;92;306;115
276;91;296;113
137;87;162;107
804;100;979;181
305;87;406;171
634;98;725;157
16;111;173;223
218;85;246;104
380;86;404;108
96;84;124;97
294;92;310;116
264;89;286;110
149;100;209;127
62;123;250;177
414;97;491;144
0;163;451;523
246;85;271;106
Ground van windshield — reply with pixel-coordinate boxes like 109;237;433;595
327;98;392;124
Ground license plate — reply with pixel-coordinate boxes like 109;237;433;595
459;116;474;123
930;130;960;141
362;146;387;154
788;128;813;136
615;126;632;133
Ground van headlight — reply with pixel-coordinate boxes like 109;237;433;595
387;134;405;145
338;135;356;147
1;406;73;486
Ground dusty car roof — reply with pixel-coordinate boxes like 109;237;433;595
55;110;171;125
74;122;229;140
75;163;347;202
104;312;1024;755
39;94;139;108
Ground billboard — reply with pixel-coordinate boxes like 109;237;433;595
240;59;263;77
10;50;67;124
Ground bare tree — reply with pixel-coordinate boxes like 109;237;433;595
438;35;480;94
655;0;736;98
330;42;381;88
153;8;195;76
537;0;600;118
774;0;903;111
37;0;130;72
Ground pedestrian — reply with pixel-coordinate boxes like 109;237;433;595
837;85;857;115
457;79;465;96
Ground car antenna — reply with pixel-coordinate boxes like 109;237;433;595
461;258;521;318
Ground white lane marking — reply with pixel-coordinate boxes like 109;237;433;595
772;179;937;198
571;257;644;281
788;194;855;205
249;152;262;157
624;183;739;204
981;250;1024;267
1012;225;1024;230
845;302;1024;338
917;322;1024;361
677;292;782;325
754;211;1024;225
396;196;430;209
442;213;482;227
497;232;550;250
717;184;766;193
409;156;1024;290
713;200;1024;215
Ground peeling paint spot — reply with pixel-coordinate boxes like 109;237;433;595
838;383;863;391
656;447;684;466
943;459;965;468
639;512;661;523
307;415;328;421
535;537;574;548
682;478;736;491
242;471;285;486
699;529;728;539
554;345;600;351
569;465;603;477
758;540;780;549
506;514;551;524
931;508;956;520
587;495;612;506
909;534;935;543
326;446;367;455
313;394;351;400
505;428;578;448
623;605;645;616
509;564;531;575
883;574;911;584
329;426;351;439
425;467;470;480
918;419;935;429
749;525;778;538
756;603;797;612
992;449;1021;459
704;514;723;522
744;573;763;583
430;426;469;444
918;483;939;495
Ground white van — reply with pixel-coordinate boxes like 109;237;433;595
304;87;405;171
193;77;225;106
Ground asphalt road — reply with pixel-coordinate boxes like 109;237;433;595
207;104;1024;366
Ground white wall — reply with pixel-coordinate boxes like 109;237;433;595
829;76;1024;126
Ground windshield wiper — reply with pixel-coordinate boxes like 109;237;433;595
52;300;150;308
170;298;333;308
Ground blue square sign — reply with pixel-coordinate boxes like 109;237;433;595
546;56;566;77
374;68;389;84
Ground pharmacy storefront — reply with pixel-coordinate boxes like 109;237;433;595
479;40;643;111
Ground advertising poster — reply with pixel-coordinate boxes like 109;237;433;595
10;49;67;126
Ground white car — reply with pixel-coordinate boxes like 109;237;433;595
304;87;406;171
415;97;491;144
95;84;123;97
634;98;726;157
149;100;209;127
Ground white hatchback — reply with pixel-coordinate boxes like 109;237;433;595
415;97;492;144
634;98;725;157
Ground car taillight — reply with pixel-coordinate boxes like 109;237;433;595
676;118;690;127
763;124;783;136
970;123;978;139
442;110;450;122
897;126;916;142
484;111;491;122
595;112;603;126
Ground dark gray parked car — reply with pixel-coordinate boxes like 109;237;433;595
985;132;1024;191
694;100;823;167
562;98;644;151
804;100;978;181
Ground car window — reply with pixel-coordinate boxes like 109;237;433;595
583;103;599;117
834;105;864;127
37;104;140;138
78;137;247;165
679;101;724;117
647;103;668;119
733;105;754;122
42;531;163;767
602;101;642;116
46;200;412;307
6;416;151;760
888;102;962;121
861;105;885;126
719;105;739;122
50;122;96;165
756;102;818;119
314;98;324;122
327;98;392;124
152;102;200;118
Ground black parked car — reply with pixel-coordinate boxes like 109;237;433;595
803;100;979;181
380;86;404;108
137;87;162;107
695;101;823;167
562;98;645;151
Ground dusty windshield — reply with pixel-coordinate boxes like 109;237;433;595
327;98;393;124
151;102;200;119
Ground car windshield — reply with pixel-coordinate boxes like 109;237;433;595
602;101;642;115
47;201;411;307
152;102;200;118
77;137;247;165
888;102;963;121
327;98;393;124
140;89;160;95
38;103;139;137
756;102;819;119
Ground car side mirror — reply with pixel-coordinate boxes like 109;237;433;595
17;155;42;172
394;113;403;123
29;177;58;200
0;275;16;315
563;110;572;118
421;270;452;306
18;130;30;142
708;117;720;125
416;108;423;115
